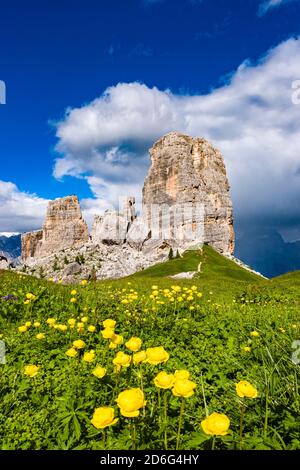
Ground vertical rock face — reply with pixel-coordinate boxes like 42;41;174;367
21;230;43;262
142;132;234;254
22;196;89;261
91;197;137;245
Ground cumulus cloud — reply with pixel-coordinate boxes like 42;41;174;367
0;181;49;233
54;36;300;237
258;0;299;16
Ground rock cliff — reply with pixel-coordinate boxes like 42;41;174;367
22;196;89;262
143;132;234;254
20;132;234;280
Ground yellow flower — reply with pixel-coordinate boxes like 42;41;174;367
46;318;56;326
172;379;197;398
101;328;115;339
73;339;85;349
83;350;95;363
201;412;230;436
113;351;131;369
91;407;118;429
133;350;147;364
36;333;45;340
116;388;146;417
24;365;39;377
250;331;260;337
125;337;142;352
26;293;35;300
154;371;175;389
111;334;124;345
88;325;96;332
92;366;107;379
57;324;68;332
77;322;84;328
81;280;88;286
66;347;78;358
81;316;88;323
103;319;116;329
243;346;251;352
70;298;77;303
174;370;190;380
24;300;30;305
34;321;41;328
109;342;117;349
68;318;76;326
25;321;31;327
146;346;169;365
278;327;286;333
71;289;77;295
18;325;28;333
236;380;258;398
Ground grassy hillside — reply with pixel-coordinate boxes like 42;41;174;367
0;246;299;450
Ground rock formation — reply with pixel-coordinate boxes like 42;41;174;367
20;132;235;280
22;196;89;262
143;132;234;254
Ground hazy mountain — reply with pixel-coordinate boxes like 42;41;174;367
0;234;22;261
235;228;300;278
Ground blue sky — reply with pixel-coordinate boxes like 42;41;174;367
0;0;300;239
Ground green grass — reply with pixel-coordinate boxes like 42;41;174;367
0;245;299;450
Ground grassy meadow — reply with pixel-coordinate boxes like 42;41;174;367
0;246;299;450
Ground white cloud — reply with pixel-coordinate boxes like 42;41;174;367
0;181;49;233
258;0;299;16
54;37;300;235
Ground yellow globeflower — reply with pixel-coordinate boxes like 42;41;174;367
250;331;260;337
70;298;77;303
103;319;116;329
113;351;131;369
174;370;190;380
116;388;146;417
236;380;258;399
101;328;115;339
46;318;56;326
133;350;147;364
77;322;84;329
73;339;86;349
146;346;169;365
154;371;175;389
111;334;124;345
25;321;32;327
36;333;45;340
24;365;39;377
243;346;251;352
81;280;88;286
125;337;142;352
26;293;35;300
91;407;118;429
109;342;117;349
172;379;197;398
70;289;77;296
81;316;88;323
24;300;30;305
66;347;78;358
83;350;96;363
18;325;28;333
68;318;76;326
34;321;41;328
88;325;96;333
201;412;230;436
92;366;107;379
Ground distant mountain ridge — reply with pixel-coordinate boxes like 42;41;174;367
0;234;21;261
235;228;300;278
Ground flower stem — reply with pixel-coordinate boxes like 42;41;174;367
163;392;168;450
176;398;185;450
211;436;216;450
131;421;137;450
239;402;245;450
